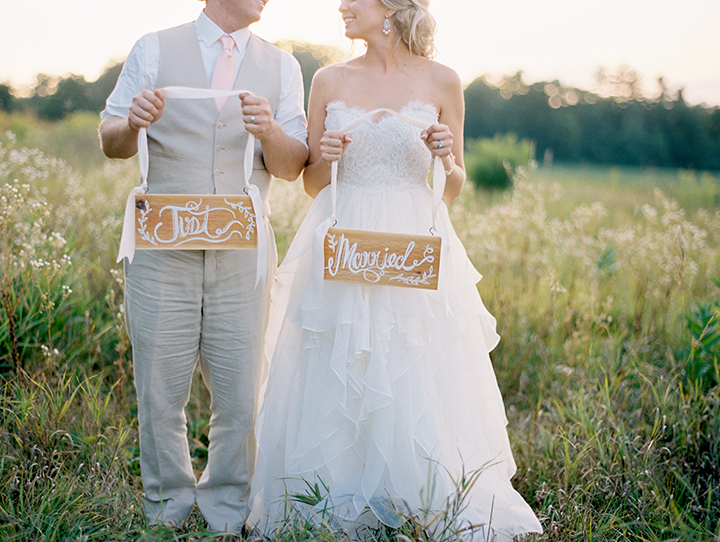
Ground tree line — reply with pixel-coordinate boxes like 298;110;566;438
0;42;334;121
464;70;720;171
2;51;718;171
0;65;122;121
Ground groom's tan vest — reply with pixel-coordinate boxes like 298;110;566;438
146;24;282;202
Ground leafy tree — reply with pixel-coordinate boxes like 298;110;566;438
38;75;93;120
463;73;720;171
0;84;14;113
90;62;123;111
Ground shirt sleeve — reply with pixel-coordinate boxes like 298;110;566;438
100;32;160;120
275;51;308;147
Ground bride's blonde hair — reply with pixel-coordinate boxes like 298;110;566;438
381;0;437;58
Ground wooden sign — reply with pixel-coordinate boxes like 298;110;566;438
135;194;257;250
324;227;441;290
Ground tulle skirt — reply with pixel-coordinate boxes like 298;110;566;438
249;182;542;540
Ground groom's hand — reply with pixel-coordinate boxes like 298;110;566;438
128;89;165;132
240;93;276;141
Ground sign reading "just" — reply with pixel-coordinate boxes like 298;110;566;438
324;227;441;290
135;194;258;250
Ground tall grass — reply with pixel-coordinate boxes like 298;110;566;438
449;167;720;541
0;115;719;540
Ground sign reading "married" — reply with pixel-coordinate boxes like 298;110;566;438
324;227;441;290
135;194;258;250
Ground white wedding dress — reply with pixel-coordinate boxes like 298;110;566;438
249;100;542;540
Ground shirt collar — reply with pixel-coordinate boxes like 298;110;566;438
195;10;251;53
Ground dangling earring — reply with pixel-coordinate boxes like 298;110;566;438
382;14;391;35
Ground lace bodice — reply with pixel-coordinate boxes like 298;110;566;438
325;100;438;192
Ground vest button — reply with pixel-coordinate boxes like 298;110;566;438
216;145;222;152
217;121;223;129
214;168;221;175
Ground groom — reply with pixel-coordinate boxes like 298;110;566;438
99;0;307;532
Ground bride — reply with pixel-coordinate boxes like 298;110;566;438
249;0;543;539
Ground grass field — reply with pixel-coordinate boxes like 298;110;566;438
1;112;719;541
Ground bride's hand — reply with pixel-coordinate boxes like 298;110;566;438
320;130;353;164
421;124;453;157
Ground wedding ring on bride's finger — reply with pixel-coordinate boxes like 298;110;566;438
437;140;443;149
250;115;256;124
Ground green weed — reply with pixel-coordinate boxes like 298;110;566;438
0;120;719;540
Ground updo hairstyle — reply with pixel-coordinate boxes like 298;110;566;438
381;0;437;58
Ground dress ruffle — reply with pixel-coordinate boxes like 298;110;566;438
249;102;542;540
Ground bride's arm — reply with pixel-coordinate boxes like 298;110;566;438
302;67;351;199
425;64;466;202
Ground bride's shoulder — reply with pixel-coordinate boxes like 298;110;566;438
312;64;339;84
311;62;355;93
309;64;342;105
312;60;360;81
428;61;461;90
422;61;463;109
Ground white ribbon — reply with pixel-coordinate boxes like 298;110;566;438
117;87;268;287
312;108;449;300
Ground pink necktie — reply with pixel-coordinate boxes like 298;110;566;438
210;35;235;111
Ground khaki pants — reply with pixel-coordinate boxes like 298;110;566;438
124;241;275;531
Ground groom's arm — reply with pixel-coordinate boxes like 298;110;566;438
241;93;308;182
100;89;165;159
241;54;308;182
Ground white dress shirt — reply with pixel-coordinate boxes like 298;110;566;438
102;10;307;145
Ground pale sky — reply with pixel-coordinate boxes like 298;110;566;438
2;0;719;105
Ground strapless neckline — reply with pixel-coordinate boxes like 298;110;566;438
326;99;439;120
324;99;437;193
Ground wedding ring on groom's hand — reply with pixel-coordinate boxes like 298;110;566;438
250;115;256;124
